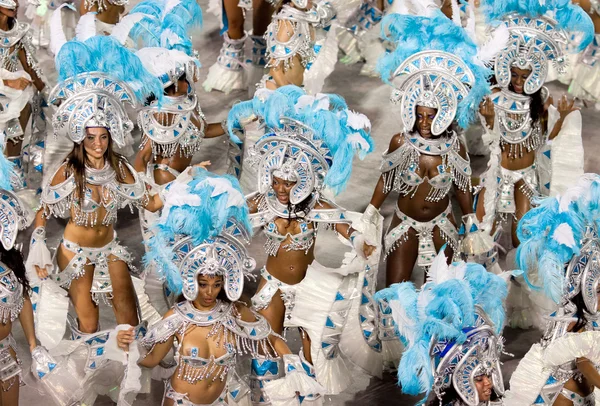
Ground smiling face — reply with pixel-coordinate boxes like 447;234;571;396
415;105;437;138
195;275;223;309
510;67;532;95
272;175;296;205
474;374;493;401
83;127;110;161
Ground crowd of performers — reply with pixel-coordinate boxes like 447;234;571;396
0;0;599;404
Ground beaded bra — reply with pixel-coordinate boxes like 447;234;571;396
380;132;471;202
41;161;146;227
141;300;276;385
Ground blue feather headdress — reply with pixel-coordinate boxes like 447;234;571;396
374;252;507;405
227;86;374;200
516;174;600;312
377;10;497;133
479;0;593;94
51;36;163;146
144;168;254;300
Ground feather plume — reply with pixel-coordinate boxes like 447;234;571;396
75;13;97;42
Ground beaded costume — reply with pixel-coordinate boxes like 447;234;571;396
504;175;600;405
375;254;509;405
227;86;384;397
477;0;594;230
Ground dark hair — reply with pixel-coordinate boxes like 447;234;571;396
287;194;313;220
66;131;126;206
428;384;500;406
571;292;588;333
0;246;30;294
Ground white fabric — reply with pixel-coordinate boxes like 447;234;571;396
303;27;338;95
263;355;325;406
34;279;69;350
0;69;34;131
25;239;53;279
238;120;264;194
203;61;246;94
547;106;584;197
131;276;162;327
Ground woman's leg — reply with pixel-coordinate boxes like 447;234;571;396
252;0;274;36
475;186;486;222
0;348;20;406
57;246;99;334
254;277;285;335
512;180;532;247
385;228;419;286
108;258;139;327
433;224;455;265
300;328;312;365
224;0;245;40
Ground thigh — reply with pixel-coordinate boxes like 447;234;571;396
57;245;99;333
107;257;138;326
254;277;285;335
18;103;31;135
385;227;418;286
433;216;456;263
475;186;486;222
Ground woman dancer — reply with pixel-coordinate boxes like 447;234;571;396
26;36;165;334
475;0;593;249
0;0;46;189
228;85;382;398
118;168;323;406
366;4;497;285
505;175;600;405
0;135;46;405
375;252;508;405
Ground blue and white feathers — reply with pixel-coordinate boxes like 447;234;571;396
227;86;374;195
374;251;507;402
144;169;251;295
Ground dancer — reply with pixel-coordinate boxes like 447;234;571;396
228;85;382;399
475;0;593;249
375;253;508;405
203;0;275;94
366;4;499;285
570;0;600;110
117;168;324;406
23;35;167;405
0;0;47;190
505;174;600;405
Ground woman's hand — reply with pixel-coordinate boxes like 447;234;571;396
479;97;495;128
34;265;49;280
3;77;31;91
194;161;211;169
557;94;578;120
117;327;135;351
363;243;376;258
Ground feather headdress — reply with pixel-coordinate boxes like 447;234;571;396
374;251;508;405
227;86;374;200
144;169;254;301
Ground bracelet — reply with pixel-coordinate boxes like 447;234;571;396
30;226;46;247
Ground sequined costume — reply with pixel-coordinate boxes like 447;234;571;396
227;86;383;398
375;253;508;405
144;169;324;406
476;0;593;238
504;174;600;405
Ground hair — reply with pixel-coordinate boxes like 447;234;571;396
0;246;30;294
66;129;126;206
571;292;588;333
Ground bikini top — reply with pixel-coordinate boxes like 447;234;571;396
266;5;319;71
491;88;546;158
138;94;206;159
0;262;23;324
141;300;276;385
0;21;41;78
248;190;351;256
380;132;471;203
41;161;146;227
